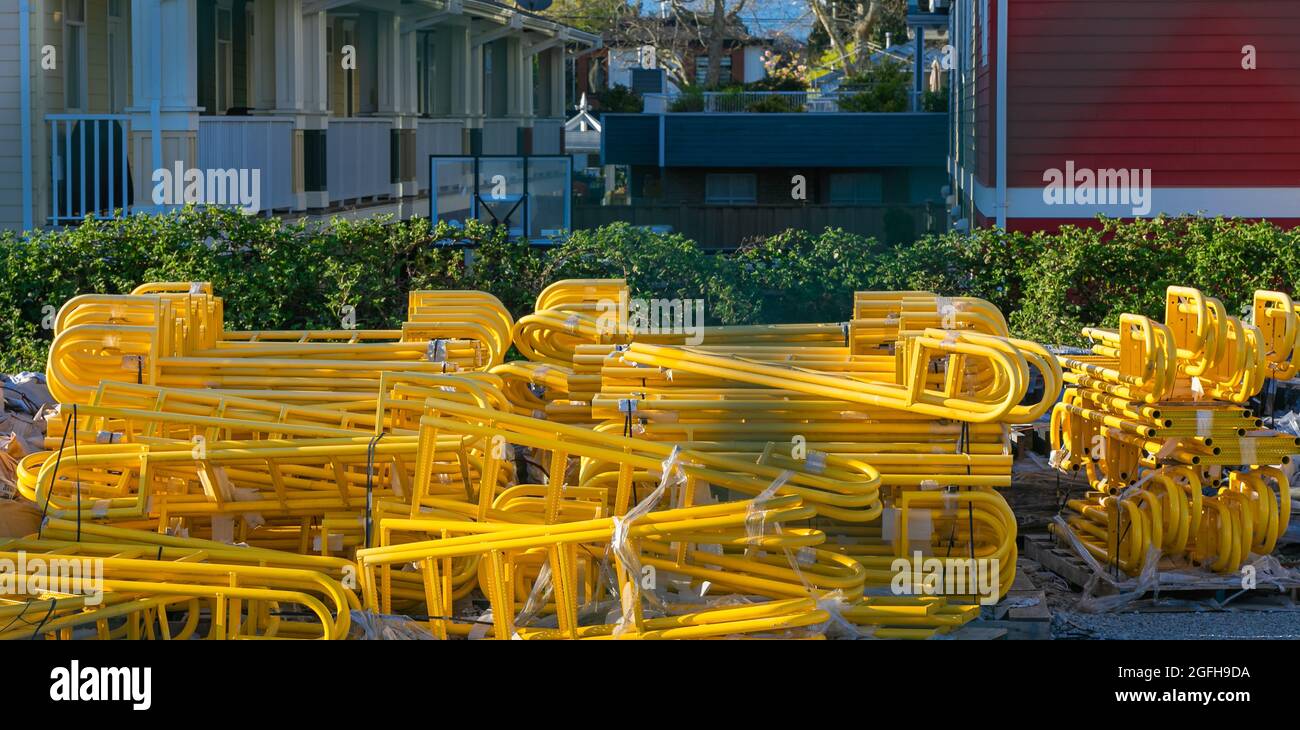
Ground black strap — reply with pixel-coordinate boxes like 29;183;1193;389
364;433;385;548
37;408;76;536
72;404;81;541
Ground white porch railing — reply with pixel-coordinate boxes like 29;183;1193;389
328;118;392;203
416;119;466;192
482;119;519;154
197;116;296;212
47;114;132;225
531;119;564;155
658;90;854;113
564;127;600;152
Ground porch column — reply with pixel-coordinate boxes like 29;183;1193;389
912;25;925;112
302;10;330;208
538;46;566;119
506;35;530;153
377;12;417;198
269;0;307;210
467;20;484;151
128;0;201;211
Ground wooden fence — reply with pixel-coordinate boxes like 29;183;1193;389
571;203;945;249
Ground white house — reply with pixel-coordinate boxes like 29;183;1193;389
1;0;599;230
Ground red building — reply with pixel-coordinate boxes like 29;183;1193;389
948;0;1300;232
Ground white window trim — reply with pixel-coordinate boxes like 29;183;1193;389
106;12;126;113
63;0;88;111
215;4;233;114
705;173;757;205
829;172;884;205
981;0;989;67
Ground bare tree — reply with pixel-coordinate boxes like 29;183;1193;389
618;1;750;89
675;0;749;88
808;0;896;75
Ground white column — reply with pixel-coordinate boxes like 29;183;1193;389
254;0;308;209
505;36;527;119
443;23;473;119
127;0;200;211
272;0;304;114
302;10;330;208
544;46;565;119
376;12;417;197
303;12;329;118
376;12;402;114
252;0;277;110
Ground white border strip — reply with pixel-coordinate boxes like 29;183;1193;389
972;181;1300;219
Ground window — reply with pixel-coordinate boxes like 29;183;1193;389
245;4;255;108
106;0;126;112
340;21;356;116
981;0;989;67
63;0;87;110
587;56;606;91
418;33;436;115
482;46;494;115
325;25;334;113
215;7;233;113
705;173;756;204
829;172;884;204
694;55;732;85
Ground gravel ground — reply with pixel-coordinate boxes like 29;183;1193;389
1051;606;1300;640
1010;458;1300;639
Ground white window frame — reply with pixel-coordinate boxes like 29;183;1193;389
418;32;436;116
341;20;357;117
326;23;335;114
981;0;990;67
694;54;733;85
106;0;127;113
245;3;255;108
215;4;234;114
705;173;757;205
63;0;88;111
829;172;884;205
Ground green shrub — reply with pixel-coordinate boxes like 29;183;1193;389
3;208;1297;373
746;95;804;113
668;87;704;112
922;86;948;113
593;84;644;115
838;60;911;112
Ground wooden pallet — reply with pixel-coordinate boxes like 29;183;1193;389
1022;533;1300;601
969;566;1053;639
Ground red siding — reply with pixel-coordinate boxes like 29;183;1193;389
1006;0;1300;188
976;0;997;187
1007;218;1300;234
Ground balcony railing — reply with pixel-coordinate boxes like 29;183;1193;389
531;119;564;155
644;87;936;114
416;119;467;192
47;114;132;225
481;119;520;155
197;116;296;212
328;118;392;204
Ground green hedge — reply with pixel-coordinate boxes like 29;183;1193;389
2;208;1297;372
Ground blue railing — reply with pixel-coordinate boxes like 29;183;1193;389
47;114;133;225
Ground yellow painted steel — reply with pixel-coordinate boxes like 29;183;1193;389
45;283;513;404
9;279;1057;639
1050;286;1296;574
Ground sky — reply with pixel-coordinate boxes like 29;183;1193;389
635;0;817;40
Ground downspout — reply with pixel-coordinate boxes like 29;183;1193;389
151;0;163;210
995;0;1007;228
20;0;33;231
